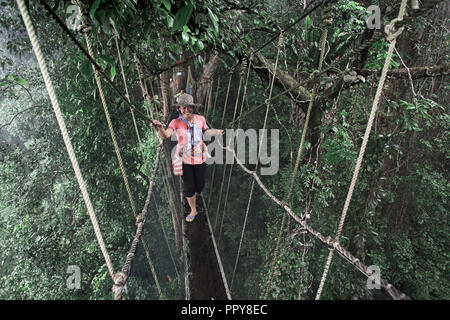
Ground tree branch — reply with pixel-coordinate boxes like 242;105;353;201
0;104;45;130
358;63;450;80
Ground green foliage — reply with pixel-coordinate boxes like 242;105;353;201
322;115;357;167
172;4;194;31
365;38;400;70
398;97;439;131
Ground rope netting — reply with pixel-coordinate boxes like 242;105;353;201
202;63;408;300
123;149;185;300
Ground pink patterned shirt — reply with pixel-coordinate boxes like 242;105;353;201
168;114;209;165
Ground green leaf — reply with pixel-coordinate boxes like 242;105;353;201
305;15;312;29
110;65;116;81
98;54;113;66
16;77;27;86
162;0;171;11
95;9;106;25
167;14;174;28
172;4;193;31
181;31;189;44
123;0;137;13
89;0;101;21
207;7;219;32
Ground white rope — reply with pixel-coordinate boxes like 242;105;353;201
201;196;232;300
315;0;408;300
16;0;116;280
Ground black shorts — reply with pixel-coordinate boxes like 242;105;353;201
182;162;206;197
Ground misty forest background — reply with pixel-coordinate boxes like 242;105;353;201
0;0;448;299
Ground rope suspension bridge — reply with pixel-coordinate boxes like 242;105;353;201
16;0;443;300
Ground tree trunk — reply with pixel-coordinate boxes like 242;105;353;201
195;53;219;106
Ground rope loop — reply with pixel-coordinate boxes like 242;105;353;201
136;215;145;225
112;271;127;300
113;271;126;286
77;23;91;34
385;18;405;42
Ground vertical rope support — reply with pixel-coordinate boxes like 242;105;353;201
216;66;245;237
16;0;116;281
83;32;137;217
264;8;331;298
220;71;233;128
230;57;253;290
233;33;284;297
114;35;145;162
140;237;164;299
114;147;163;300
286;9;330;204
218;58;252;247
315;0;408;300
212;76;221;119
212;70;235;226
207;72;233;209
205;78;213;118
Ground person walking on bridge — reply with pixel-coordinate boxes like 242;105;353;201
152;93;223;222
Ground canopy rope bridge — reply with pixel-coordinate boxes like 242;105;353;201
17;0;438;300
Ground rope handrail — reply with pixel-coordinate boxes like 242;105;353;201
24;0;165;299
216;139;410;300
113;146;163;300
